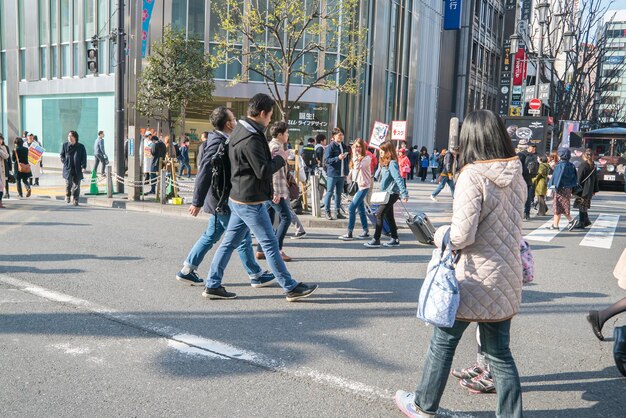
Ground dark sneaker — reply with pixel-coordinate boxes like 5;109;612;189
336;213;347;220
65;196;71;203
250;271;276;288
338;233;353;241
460;371;496;394
356;231;370;240
176;270;204;285
325;212;333;220
383;238;400;247
73;199;79;206
285;283;318;302
202;286;237;299
451;364;484;380
290;231;307;239
26;189;31;197
364;239;381;248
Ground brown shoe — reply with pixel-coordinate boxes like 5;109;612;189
26;189;31;197
255;252;265;260
281;251;292;262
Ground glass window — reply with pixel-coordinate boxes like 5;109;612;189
39;0;49;45
18;1;25;47
172;0;188;32
40;47;47;79
73;43;79;76
20;49;26;80
42;98;99;154
226;46;242;79
84;0;95;39
585;138;612;157
61;44;70;76
61;0;71;43
51;45;58;77
188;0;205;38
614;139;626;158
110;39;115;74
97;0;107;38
73;0;79;40
0;0;4;50
51;0;59;44
1;52;6;80
388;2;398;71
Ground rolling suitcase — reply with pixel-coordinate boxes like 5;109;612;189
365;203;391;235
400;202;435;245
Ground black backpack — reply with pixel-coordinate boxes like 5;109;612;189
526;155;539;178
209;138;231;213
301;146;316;169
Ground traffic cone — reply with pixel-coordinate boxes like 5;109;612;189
87;169;100;195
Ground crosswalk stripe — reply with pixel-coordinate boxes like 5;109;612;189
524;218;569;242
580;214;620;249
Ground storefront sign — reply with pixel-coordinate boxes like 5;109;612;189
443;0;463;30
504;116;549;155
287;103;330;140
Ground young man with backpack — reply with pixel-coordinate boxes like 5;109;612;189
176;107;276;289
518;144;539;220
202;93;318;301
300;137;317;178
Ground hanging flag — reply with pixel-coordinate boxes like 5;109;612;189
141;0;156;58
513;48;527;86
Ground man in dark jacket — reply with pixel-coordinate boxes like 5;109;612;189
518;144;538;220
148;135;166;194
301;137;317;177
322;127;349;220
202;93;317;301
175;107;275;288
60;130;87;206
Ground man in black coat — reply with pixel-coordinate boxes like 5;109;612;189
202;93;317;302
60;130;87;206
175;107;275;288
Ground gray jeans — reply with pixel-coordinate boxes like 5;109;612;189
65;175;81;200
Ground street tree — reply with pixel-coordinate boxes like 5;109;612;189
136;26;214;145
524;0;626;125
212;0;367;122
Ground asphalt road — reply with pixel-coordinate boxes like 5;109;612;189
1;190;625;417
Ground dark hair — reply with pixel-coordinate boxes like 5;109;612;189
183;138;190;144
379;141;398;166
270;121;288;138
457;110;515;167
15;137;24;147
315;133;327;144
331;127;344;137
307;137;315;143
210;106;231;131
68;130;79;141
98;130;104;136
248;93;275;117
151;135;159;142
201;131;209;139
420;146;427;153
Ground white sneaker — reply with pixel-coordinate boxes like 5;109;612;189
394;390;435;417
430;195;437;202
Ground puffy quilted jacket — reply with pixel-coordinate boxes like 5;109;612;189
434;157;527;321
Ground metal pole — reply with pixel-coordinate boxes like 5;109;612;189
106;165;113;198
160;169;167;204
311;173;321;217
535;21;544;101
114;0;126;193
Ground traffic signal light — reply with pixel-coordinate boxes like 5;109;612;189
87;36;98;74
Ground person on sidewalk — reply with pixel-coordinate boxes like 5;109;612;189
546;148;577;230
148;135;166;194
418;147;429;182
60;131;87;206
202;93;317;301
26;133;42;186
430;148;456;201
532;156;550;216
12;137;32;198
176;106;276;289
94;130;108;176
322;128;350;220
0;134;11;201
364;140;408;248
398;148;411;187
0;135;8;208
518;144;539;220
178;138;192;179
429;149;440;182
339;138;371;241
395;109;525;418
407;144;417;181
255;121;294;262
572;148;599;229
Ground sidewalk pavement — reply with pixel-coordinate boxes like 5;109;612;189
8;169;454;227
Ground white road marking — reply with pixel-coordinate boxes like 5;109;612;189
51;343;92;355
524;218;569;242
580;214;620;249
167;340;228;359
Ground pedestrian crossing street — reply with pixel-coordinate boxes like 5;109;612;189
524;213;621;249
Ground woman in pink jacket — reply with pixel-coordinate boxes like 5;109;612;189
396;110;525;418
338;138;371;240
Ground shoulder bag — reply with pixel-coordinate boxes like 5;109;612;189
14;149;31;174
573;167;595;197
416;229;460;328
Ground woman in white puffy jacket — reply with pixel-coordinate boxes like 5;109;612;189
396;110;526;418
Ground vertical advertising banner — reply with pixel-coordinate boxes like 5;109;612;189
498;3;518;116
560;121;580;148
513;49;527;86
141;0;156;58
443;0;463;30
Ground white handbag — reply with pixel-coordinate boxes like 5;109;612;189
370;191;390;204
417;230;460;328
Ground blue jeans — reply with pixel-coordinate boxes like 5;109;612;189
323;176;345;213
414;319;522;417
524;184;535;216
178;161;191;177
432;176;455;197
207;200;299;291
184;213;263;279
348;188;369;232
257;198;292;252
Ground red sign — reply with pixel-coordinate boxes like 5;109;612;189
513;49;527;86
529;98;542;110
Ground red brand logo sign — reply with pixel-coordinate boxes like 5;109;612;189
513;49;527;86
